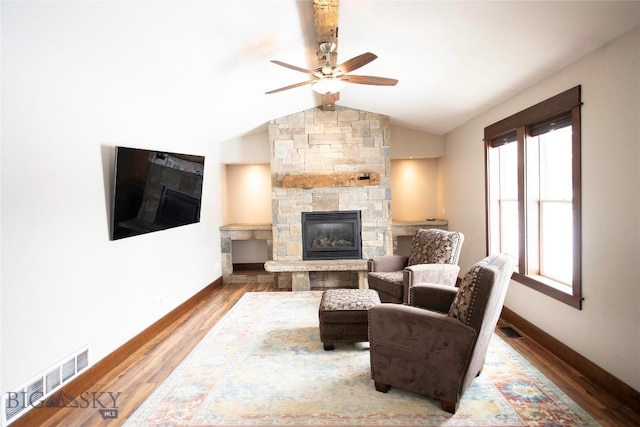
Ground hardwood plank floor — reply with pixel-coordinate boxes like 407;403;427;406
11;283;640;426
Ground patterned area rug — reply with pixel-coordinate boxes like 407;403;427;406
124;291;599;426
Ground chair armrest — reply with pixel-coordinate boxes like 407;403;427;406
368;304;476;373
368;255;409;272
404;263;460;287
409;283;458;312
402;264;460;304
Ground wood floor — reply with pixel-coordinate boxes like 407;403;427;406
12;282;640;427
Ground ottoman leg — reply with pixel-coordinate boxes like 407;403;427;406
323;342;334;351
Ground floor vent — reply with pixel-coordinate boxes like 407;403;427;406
500;326;523;338
1;347;89;427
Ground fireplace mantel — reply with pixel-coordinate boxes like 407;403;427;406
282;172;380;189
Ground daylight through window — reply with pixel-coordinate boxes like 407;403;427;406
484;86;582;309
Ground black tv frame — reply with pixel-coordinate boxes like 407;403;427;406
110;146;205;240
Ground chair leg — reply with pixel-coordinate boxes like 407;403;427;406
323;342;334;351
374;381;391;393
439;400;458;414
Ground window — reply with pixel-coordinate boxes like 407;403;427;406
485;86;582;309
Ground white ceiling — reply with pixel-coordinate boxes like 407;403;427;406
6;1;638;141
252;0;640;135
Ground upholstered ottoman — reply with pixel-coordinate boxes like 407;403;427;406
318;288;381;350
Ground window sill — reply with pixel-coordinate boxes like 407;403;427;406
512;272;582;309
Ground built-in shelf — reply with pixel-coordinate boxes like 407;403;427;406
392;219;448;236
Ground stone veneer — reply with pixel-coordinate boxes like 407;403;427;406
220;223;273;284
269;106;392;287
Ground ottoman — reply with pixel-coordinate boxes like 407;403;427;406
318;288;381;350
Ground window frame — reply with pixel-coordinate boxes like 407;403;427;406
484;86;582;309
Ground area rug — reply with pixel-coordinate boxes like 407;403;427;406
124;291;599;426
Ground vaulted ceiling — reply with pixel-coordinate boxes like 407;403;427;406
7;1;637;141
254;1;639;135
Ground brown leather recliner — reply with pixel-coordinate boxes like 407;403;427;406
368;253;515;414
367;229;464;303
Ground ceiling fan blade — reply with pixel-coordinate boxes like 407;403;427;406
335;52;377;74
265;80;316;94
270;60;317;76
342;75;398;86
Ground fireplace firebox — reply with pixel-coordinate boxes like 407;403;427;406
302;210;362;260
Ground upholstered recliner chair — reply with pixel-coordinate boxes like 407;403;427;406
368;253;515;414
367;229;464;303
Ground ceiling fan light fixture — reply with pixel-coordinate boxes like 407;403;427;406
312;77;346;94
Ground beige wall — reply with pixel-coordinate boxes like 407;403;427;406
220;127;271;164
224;164;272;224
390;159;438;221
390;127;444;159
440;27;640;391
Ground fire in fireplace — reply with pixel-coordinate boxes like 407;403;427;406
301;210;362;260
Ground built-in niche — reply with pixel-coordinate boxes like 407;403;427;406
232;239;268;273
220;224;273;285
220;163;274;284
224;163;271;224
390;158;439;222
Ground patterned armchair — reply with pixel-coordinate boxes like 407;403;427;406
367;229;464;303
368;253;515;414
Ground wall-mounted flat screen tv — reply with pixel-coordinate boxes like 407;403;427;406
110;146;205;240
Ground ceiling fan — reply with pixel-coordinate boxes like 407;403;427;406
265;0;398;108
266;42;398;96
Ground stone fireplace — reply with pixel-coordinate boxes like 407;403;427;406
268;106;392;288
